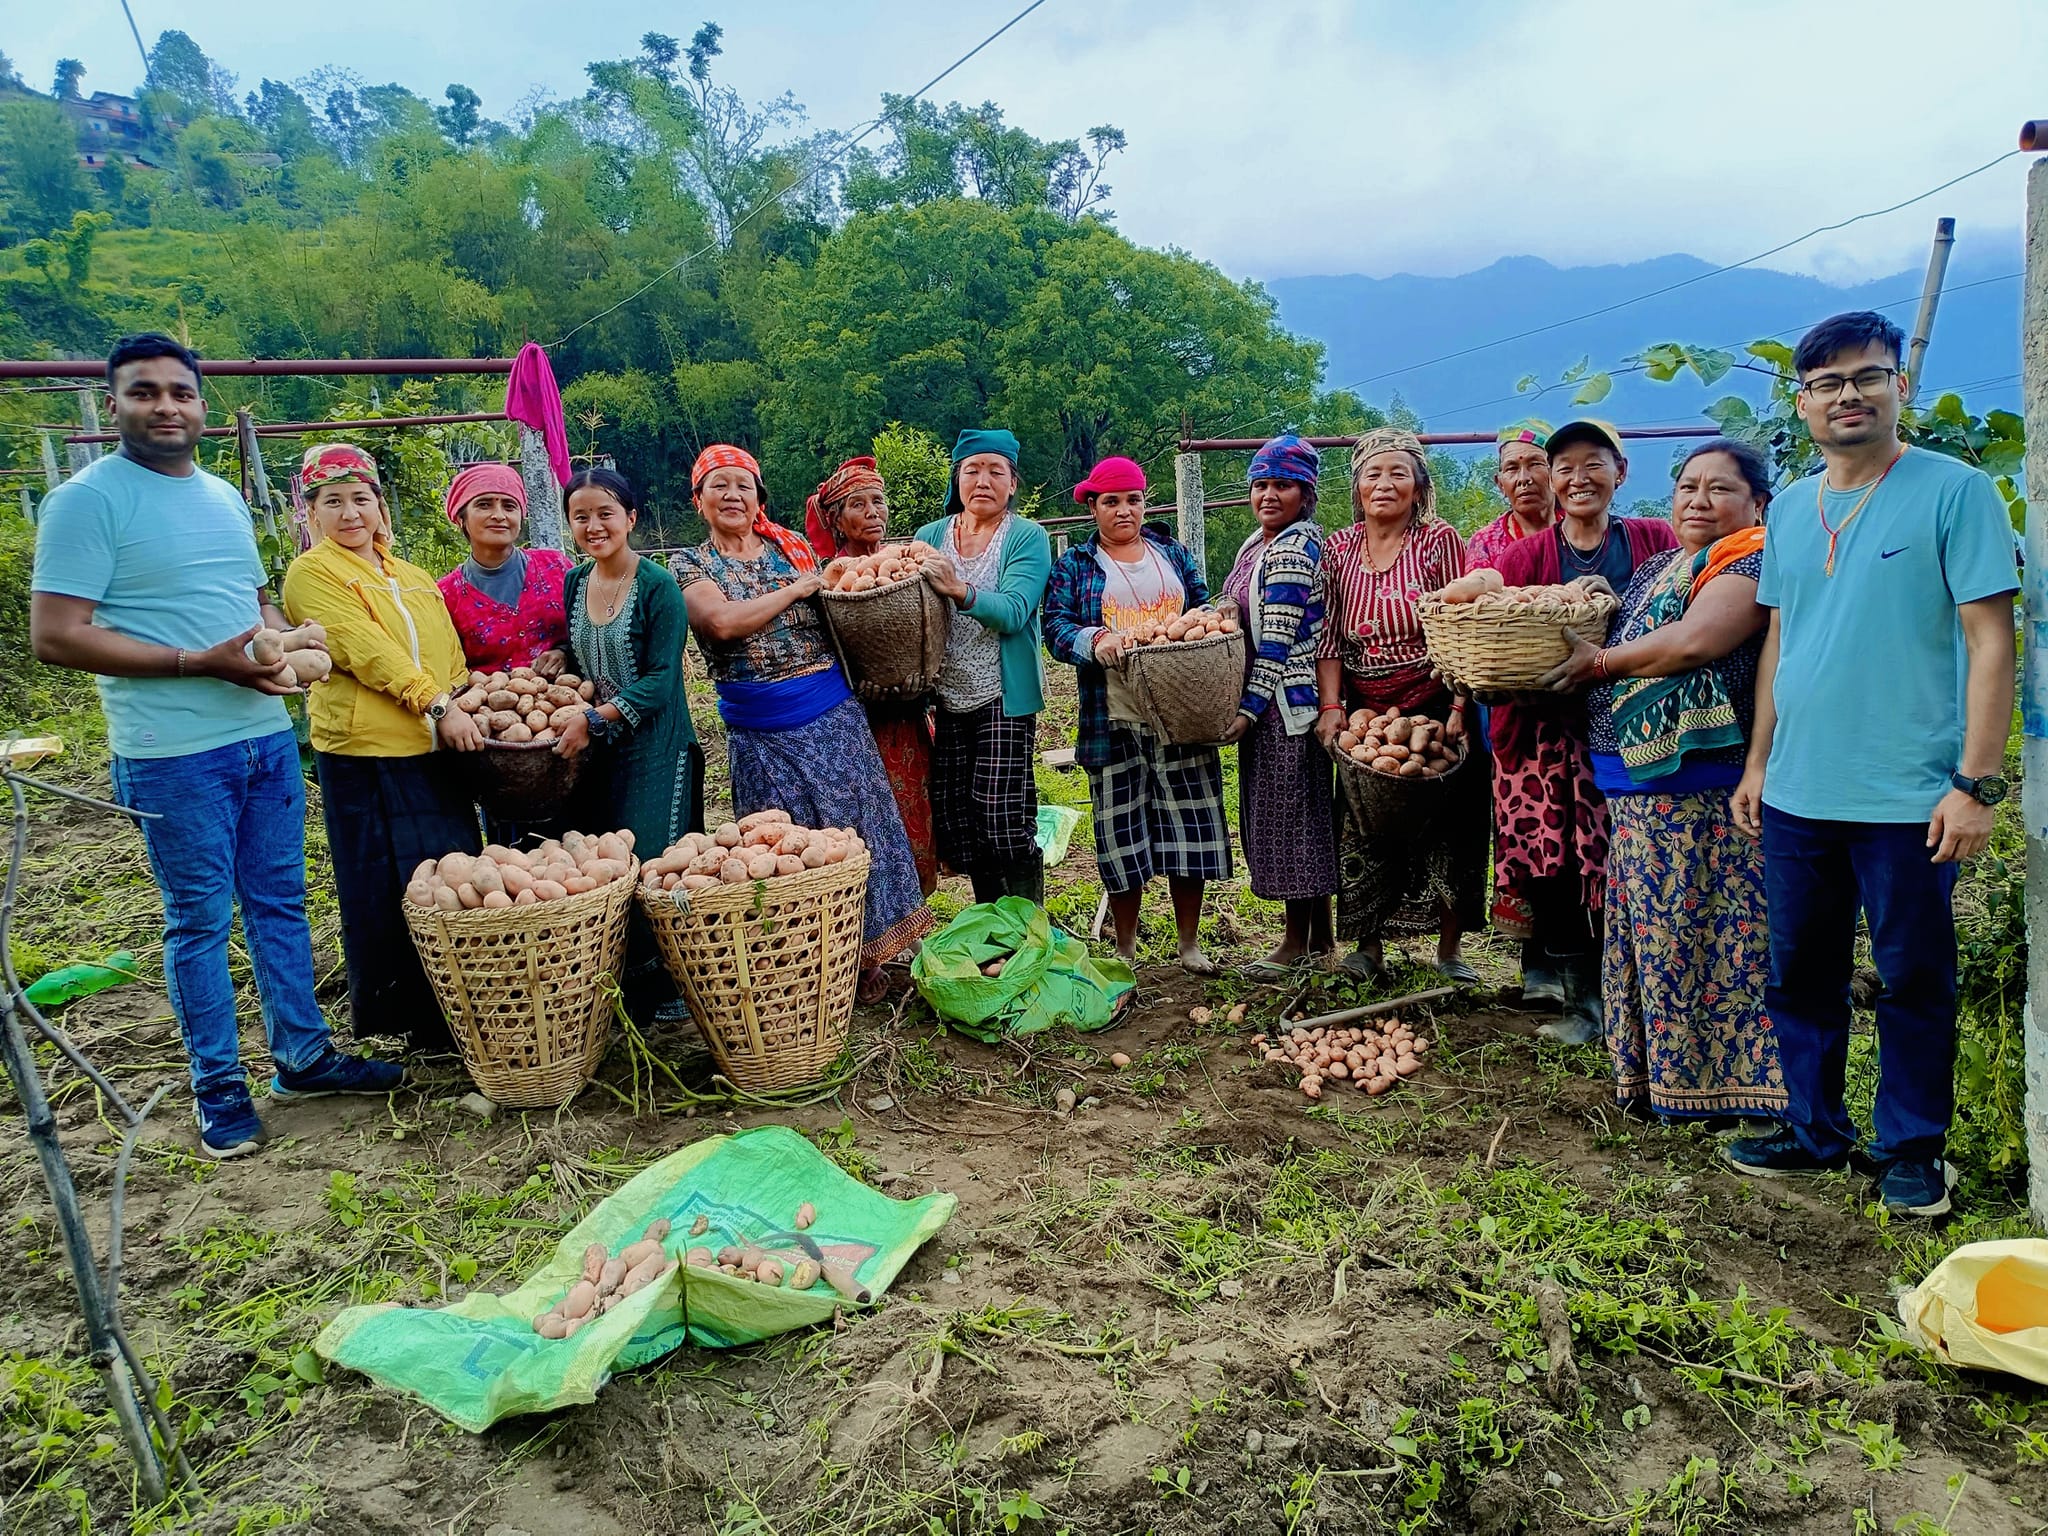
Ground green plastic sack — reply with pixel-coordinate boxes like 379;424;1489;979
910;896;1134;1042
1035;803;1083;865
314;1126;955;1432
24;951;140;1011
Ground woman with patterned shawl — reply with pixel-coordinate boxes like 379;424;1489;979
672;444;933;1001
1540;438;1784;1124
803;455;937;896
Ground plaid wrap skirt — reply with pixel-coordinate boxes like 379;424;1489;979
1085;725;1231;895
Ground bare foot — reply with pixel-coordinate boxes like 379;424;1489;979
1180;947;1220;976
1262;942;1307;968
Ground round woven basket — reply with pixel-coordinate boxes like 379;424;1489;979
637;850;870;1093
1331;738;1473;839
1418;590;1620;692
821;574;952;700
1113;629;1248;746
467;738;586;822
402;860;637;1108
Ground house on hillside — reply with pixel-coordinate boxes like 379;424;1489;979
0;80;162;169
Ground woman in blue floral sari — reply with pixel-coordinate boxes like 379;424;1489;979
1543;438;1786;1124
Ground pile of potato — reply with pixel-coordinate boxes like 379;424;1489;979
534;1220;675;1338
1255;1017;1431;1100
679;1200;869;1301
405;829;636;911
1432;571;1607;610
452;664;598;745
640;809;866;893
822;541;945;593
248;621;332;688
1115;605;1240;648
1334;708;1461;778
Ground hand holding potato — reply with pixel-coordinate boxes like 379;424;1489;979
532;648;568;680
198;625;299;694
437;705;484;752
554;709;592;760
1091;630;1129;666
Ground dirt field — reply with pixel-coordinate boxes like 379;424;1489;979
5;674;2047;1535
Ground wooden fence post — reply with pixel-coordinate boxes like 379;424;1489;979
2020;152;2048;1226
1174;451;1205;573
520;427;565;552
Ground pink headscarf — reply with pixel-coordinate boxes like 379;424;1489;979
444;462;527;526
1073;455;1146;503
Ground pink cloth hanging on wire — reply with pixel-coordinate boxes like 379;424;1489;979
505;342;572;486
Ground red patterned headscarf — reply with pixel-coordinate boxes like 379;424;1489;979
299;442;390;547
691;443;816;573
804;455;886;559
443;461;526;526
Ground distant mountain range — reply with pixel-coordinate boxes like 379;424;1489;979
1264;246;2024;441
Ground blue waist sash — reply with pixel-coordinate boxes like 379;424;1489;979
715;666;851;732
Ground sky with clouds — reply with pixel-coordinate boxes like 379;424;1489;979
10;0;2044;286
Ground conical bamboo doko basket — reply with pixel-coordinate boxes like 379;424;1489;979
403;862;637;1108
1114;627;1248;745
637;850;870;1093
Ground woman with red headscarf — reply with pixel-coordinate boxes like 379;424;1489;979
805;456;938;895
436;461;572;675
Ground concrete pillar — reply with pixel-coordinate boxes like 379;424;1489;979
520;427;565;552
2021;155;2048;1226
1174;451;1205;573
65;391;103;473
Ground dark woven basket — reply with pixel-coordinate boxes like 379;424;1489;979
1114;629;1248;745
820;575;953;700
1331;737;1472;839
468;739;586;822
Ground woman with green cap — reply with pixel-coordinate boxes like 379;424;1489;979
916;429;1054;904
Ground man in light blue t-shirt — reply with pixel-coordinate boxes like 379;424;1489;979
30;333;401;1158
1723;312;2017;1217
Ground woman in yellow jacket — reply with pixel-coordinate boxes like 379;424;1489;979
282;444;481;1050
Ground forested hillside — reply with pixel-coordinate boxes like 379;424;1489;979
0;26;1378;544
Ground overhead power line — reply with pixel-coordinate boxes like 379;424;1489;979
550;0;1054;347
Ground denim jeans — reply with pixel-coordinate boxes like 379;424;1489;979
110;729;333;1097
1761;805;1959;1164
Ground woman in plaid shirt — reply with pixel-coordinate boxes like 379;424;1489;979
1042;456;1231;973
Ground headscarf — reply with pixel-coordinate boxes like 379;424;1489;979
691;442;817;573
443;462;526;526
1247;433;1320;489
1350;427;1436;525
804;455;885;560
945;427;1021;514
1496;417;1552;455
1072;455;1146;504
299;442;390;547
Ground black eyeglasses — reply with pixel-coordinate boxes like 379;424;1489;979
1799;366;1900;402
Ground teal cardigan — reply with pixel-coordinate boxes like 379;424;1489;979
915;514;1052;717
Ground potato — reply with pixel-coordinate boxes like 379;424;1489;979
1398;759;1426;778
455;882;483;909
563;873;594;894
738;808;791;832
800;841;830;868
682;873;718;891
563;1280;598;1320
525;708;551;731
790;1259;820;1291
685;1246;715;1268
485;689;519;711
285;647;331;684
432;885;463;912
487;709;522;734
578;680;596;700
713;822;743;848
720;857;749;883
500;722;534;743
597;1257;628;1296
756;1258;784;1286
617;1238;664;1269
774;854;805;876
405;880;435;907
794;1201;816;1230
532;878;569;901
480;889;513;908
744;850;778;880
250;629;285;665
546;684;580;708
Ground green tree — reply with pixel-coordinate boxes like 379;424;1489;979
247;79;322;161
870;422;953;535
146;30;237;119
843;99;1125;220
436;84;483;146
0;100;92;238
53;59;85;99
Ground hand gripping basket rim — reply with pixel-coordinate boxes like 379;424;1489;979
402;857;638;1108
636;848;871;1094
820;573;953;701
1417;589;1620;692
1111;627;1248;746
468;735;587;821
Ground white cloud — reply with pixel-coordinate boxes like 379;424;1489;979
11;0;2040;284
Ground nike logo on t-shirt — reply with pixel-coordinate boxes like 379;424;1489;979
1880;547;1908;559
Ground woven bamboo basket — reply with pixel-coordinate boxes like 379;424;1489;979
820;574;952;700
1113;628;1248;745
1417;589;1621;692
402;860;636;1108
1331;737;1473;839
637;850;870;1093
468;738;586;822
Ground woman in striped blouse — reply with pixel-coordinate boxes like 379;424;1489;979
1313;429;1490;984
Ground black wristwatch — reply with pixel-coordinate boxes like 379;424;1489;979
1951;771;2008;806
583;706;611;742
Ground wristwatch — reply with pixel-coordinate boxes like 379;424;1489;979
426;693;451;723
1952;771;2009;806
583;706;611;742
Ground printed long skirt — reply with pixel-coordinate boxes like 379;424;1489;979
727;696;936;965
1336;689;1489;942
1603;789;1787;1118
1085;725;1231;895
1236;707;1337;901
315;751;480;1048
867;700;938;897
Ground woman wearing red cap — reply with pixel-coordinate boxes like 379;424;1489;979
1042;455;1229;973
806;456;938;895
436;461;572;676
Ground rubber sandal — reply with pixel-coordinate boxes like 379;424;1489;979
1434;957;1482;986
1335;949;1385;983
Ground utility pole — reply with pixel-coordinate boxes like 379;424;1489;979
1905;217;1956;393
2019;139;2048;1226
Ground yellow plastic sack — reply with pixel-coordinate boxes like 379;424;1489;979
1896;1239;2048;1384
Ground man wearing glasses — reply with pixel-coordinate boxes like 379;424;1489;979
1725;311;2017;1216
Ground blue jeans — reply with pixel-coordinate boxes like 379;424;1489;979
111;730;333;1097
1761;805;1958;1164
